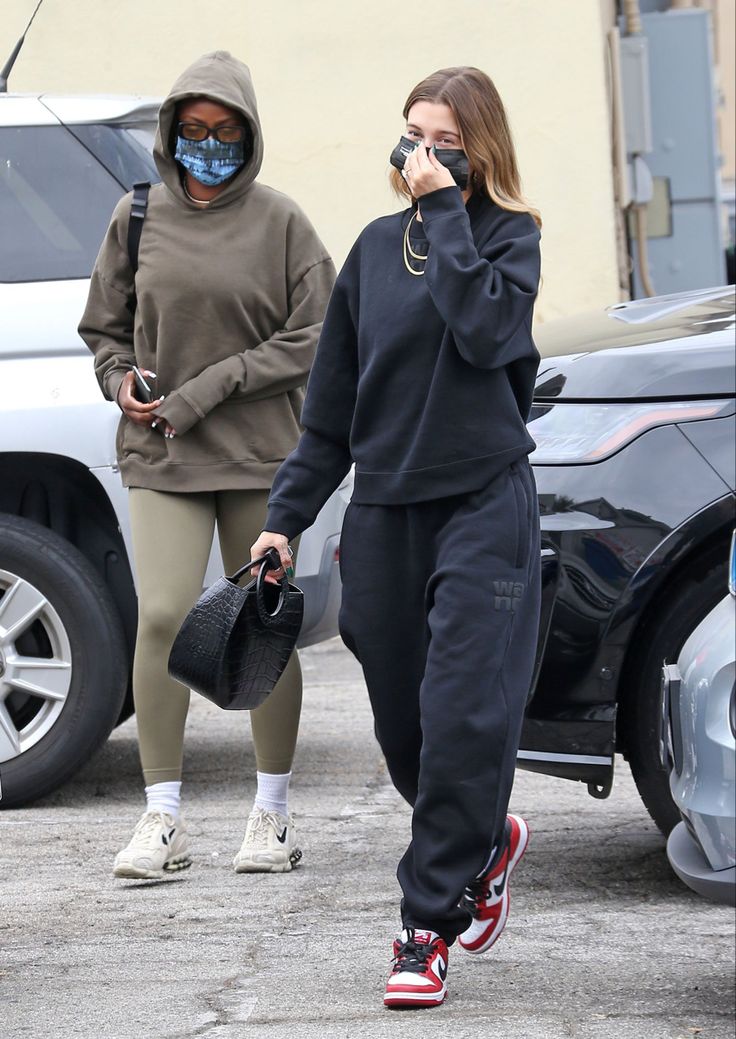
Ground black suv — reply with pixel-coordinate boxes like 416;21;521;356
522;286;736;834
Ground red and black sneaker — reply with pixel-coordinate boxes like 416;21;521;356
384;928;449;1009
458;814;530;955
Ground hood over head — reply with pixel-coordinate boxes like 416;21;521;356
154;50;264;208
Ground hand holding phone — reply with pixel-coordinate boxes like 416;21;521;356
116;368;170;432
131;368;176;437
132;366;156;403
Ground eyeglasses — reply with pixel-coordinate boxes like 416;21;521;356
177;122;247;144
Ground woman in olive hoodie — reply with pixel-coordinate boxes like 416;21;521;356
79;51;335;880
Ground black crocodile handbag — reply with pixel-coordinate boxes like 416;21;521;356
167;548;304;710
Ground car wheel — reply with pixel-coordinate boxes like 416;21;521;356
622;556;727;836
0;514;128;808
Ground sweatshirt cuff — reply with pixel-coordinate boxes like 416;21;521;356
105;369;127;406
153;391;201;435
418;185;466;224
264;502;310;542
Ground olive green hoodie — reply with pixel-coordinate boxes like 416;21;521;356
79;51;335;491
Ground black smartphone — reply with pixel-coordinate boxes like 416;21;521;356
132;366;155;403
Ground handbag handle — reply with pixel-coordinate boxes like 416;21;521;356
228;547;282;584
227;548;290;625
255;552;290;624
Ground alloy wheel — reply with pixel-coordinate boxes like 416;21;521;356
0;568;72;763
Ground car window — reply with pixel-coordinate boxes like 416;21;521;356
0;125;156;283
69;124;159;191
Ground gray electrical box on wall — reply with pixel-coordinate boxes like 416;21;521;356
619;34;652;155
626;8;726;298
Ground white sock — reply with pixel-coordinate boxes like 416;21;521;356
254;771;291;817
145;781;182;819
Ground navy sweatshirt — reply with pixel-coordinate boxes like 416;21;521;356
265;185;541;540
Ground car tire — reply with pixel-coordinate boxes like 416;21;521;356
0;514;128;808
622;556;727;837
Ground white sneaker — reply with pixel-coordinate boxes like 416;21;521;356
233;808;302;873
113;811;192;879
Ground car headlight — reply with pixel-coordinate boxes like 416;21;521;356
527;399;728;465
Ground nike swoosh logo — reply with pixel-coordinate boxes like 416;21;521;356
437;959;448;982
276;828;288;844
492;855;511;898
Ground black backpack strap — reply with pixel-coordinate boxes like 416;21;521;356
127;181;150;275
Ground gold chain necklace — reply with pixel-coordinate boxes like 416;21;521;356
182;181;212;206
403;212;429;276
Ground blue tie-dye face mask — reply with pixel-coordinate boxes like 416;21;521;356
174;135;245;186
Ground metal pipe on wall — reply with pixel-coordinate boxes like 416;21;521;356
622;0;643;35
620;0;657;296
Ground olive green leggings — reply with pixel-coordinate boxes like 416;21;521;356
128;487;302;785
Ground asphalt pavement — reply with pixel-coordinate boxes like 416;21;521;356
1;638;734;1039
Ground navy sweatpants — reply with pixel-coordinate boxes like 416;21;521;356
338;458;541;943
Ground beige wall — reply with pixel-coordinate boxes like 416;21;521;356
2;0;623;321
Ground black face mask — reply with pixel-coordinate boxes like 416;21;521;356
389;134;470;190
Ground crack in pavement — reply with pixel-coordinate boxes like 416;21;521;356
166;973;258;1038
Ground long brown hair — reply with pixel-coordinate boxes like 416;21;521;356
390;66;541;228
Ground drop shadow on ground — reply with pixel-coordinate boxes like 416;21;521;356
21;728;254;807
11;736;696;909
15;721;365;810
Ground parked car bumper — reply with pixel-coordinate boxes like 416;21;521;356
667;822;736;905
662;592;736;903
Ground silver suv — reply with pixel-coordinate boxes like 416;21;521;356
0;94;348;808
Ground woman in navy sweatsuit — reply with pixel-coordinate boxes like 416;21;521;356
251;65;542;1009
